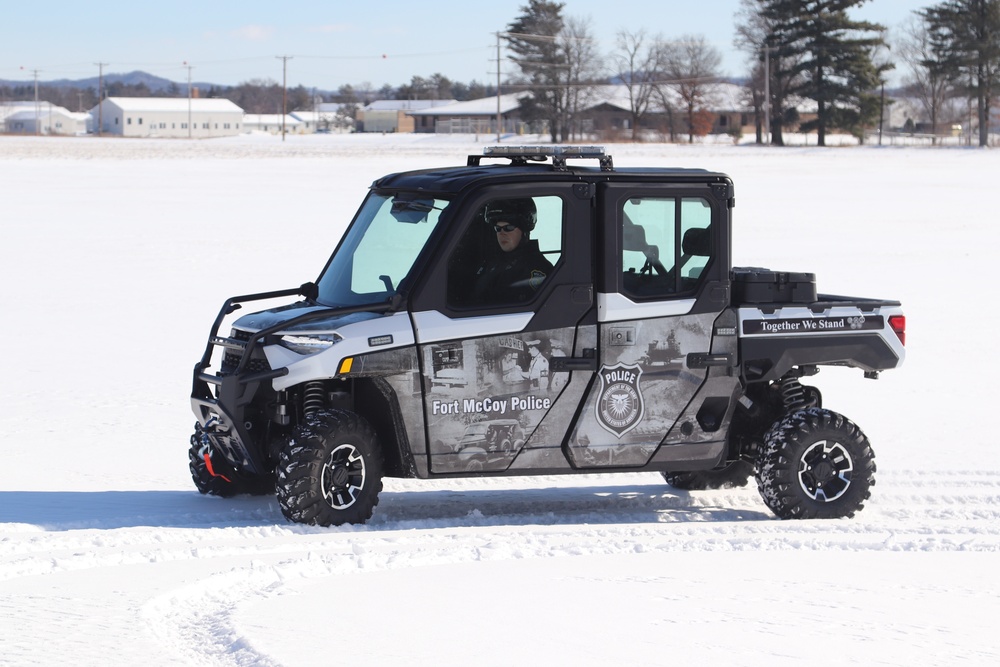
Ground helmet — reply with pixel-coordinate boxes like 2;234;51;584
484;198;537;233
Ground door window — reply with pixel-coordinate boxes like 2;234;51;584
447;195;563;308
621;197;713;298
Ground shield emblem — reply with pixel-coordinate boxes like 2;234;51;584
595;363;645;438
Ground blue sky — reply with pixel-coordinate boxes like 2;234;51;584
2;0;930;90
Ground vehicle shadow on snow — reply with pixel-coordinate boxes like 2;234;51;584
0;491;281;531
368;484;771;528
0;485;770;532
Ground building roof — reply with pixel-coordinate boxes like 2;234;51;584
406;93;529;117
316;102;346;113
2;102;87;119
6;106;87;121
362;99;458;112
243;114;302;125
99;97;243;113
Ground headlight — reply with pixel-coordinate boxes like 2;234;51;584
278;333;341;355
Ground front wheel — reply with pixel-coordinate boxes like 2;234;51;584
276;410;383;526
755;408;875;520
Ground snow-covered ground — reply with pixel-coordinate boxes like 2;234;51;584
1;133;997;667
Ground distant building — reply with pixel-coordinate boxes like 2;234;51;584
405;84;758;139
91;97;244;138
357;99;457;133
289;111;320;132
1;102;88;135
407;94;530;135
242;114;304;135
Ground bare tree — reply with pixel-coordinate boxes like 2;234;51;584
561;16;602;140
610;29;665;141
896;18;957;142
662;35;722;143
734;0;808;145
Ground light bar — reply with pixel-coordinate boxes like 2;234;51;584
483;145;606;158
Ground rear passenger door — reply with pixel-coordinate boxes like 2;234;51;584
563;181;739;469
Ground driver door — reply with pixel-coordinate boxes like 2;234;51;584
409;184;598;474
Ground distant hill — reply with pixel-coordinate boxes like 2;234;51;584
0;70;216;93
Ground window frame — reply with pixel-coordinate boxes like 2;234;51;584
599;182;726;304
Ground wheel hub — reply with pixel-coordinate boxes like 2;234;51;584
321;443;366;510
330;465;350;488
798;439;853;502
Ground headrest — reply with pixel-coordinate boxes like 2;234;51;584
682;227;712;256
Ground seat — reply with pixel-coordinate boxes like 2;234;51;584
622;217;670;295
679;226;712;288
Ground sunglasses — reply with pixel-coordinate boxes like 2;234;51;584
493;224;518;233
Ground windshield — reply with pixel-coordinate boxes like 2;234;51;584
316;193;449;307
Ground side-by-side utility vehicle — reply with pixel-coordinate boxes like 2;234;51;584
190;146;906;526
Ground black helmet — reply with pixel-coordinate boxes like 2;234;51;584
484;198;537;233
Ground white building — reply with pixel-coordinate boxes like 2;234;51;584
91;97;244;138
1;102;88;135
242;114;304;135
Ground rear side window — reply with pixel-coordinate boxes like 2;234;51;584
621;196;713;298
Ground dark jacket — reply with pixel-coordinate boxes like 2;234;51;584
472;239;554;304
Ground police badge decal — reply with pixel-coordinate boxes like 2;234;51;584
595;363;645;437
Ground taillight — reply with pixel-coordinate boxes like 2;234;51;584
889;315;905;346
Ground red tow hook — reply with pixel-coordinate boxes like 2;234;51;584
199;443;232;483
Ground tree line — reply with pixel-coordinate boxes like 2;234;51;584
4;0;998;145
507;0;1000;146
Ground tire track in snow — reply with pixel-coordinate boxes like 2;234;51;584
3;471;1000;665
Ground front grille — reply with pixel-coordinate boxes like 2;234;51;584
221;328;271;375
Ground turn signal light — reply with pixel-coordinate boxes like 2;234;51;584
889;315;906;346
338;357;354;375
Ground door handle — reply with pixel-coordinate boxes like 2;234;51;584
686;352;733;369
551;348;597;372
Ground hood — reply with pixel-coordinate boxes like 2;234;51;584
232;300;382;334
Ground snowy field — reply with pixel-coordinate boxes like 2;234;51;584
1;132;998;666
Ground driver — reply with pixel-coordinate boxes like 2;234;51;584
472;198;553;304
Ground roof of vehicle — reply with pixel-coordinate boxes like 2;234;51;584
370;146;732;196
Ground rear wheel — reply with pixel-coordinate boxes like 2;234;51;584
276;409;383;526
662;461;753;490
755;408;875;519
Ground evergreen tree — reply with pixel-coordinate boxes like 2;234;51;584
763;0;890;145
506;1;567;142
735;0;807;145
920;0;1000;146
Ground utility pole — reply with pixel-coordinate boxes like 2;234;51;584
94;62;108;136
183;61;193;138
495;32;504;142
878;82;885;146
32;69;40;136
763;44;771;146
277;55;292;141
